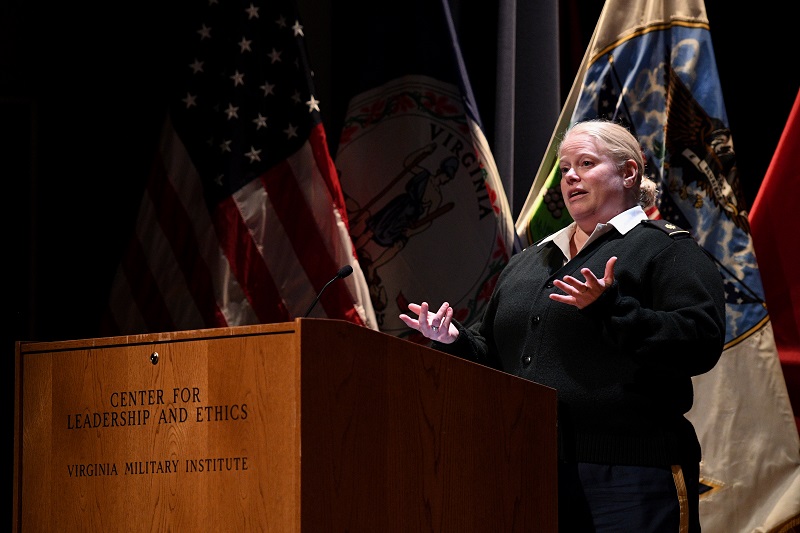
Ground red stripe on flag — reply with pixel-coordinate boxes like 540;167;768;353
309;125;349;220
751;88;800;353
308;126;367;326
262;149;359;322
213;195;291;324
149;156;228;329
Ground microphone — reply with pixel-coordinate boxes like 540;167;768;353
303;265;354;317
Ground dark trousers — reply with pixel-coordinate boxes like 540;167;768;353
558;461;701;532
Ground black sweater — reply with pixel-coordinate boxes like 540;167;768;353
435;220;726;466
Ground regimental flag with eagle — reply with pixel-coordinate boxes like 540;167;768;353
331;0;518;339
515;0;800;531
103;0;377;335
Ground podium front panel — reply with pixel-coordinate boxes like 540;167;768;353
14;319;557;532
16;322;302;532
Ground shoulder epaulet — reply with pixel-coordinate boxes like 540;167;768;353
640;219;692;238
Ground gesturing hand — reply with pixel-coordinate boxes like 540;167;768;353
550;256;616;309
399;301;458;344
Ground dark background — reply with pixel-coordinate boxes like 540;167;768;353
4;0;798;526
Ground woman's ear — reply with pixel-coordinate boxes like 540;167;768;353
622;159;637;188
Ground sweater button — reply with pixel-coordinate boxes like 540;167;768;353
531;315;541;325
545;282;554;289
522;355;532;366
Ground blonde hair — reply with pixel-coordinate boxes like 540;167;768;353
558;119;652;206
638;175;658;209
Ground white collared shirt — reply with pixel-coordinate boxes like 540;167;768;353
537;205;648;261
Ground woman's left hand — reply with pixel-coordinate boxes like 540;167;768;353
550;256;616;309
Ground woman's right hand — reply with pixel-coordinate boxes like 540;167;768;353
399;301;458;344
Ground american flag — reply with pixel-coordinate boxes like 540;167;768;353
103;0;376;334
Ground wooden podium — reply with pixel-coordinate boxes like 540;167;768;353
14;318;557;532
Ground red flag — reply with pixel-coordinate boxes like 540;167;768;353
750;88;800;355
103;0;376;335
750;87;800;428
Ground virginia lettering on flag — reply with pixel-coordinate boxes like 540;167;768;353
103;0;376;335
331;0;518;340
515;0;800;531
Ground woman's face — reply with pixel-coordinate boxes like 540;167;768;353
558;133;636;229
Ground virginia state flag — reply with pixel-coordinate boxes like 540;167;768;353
332;0;517;339
515;1;800;530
